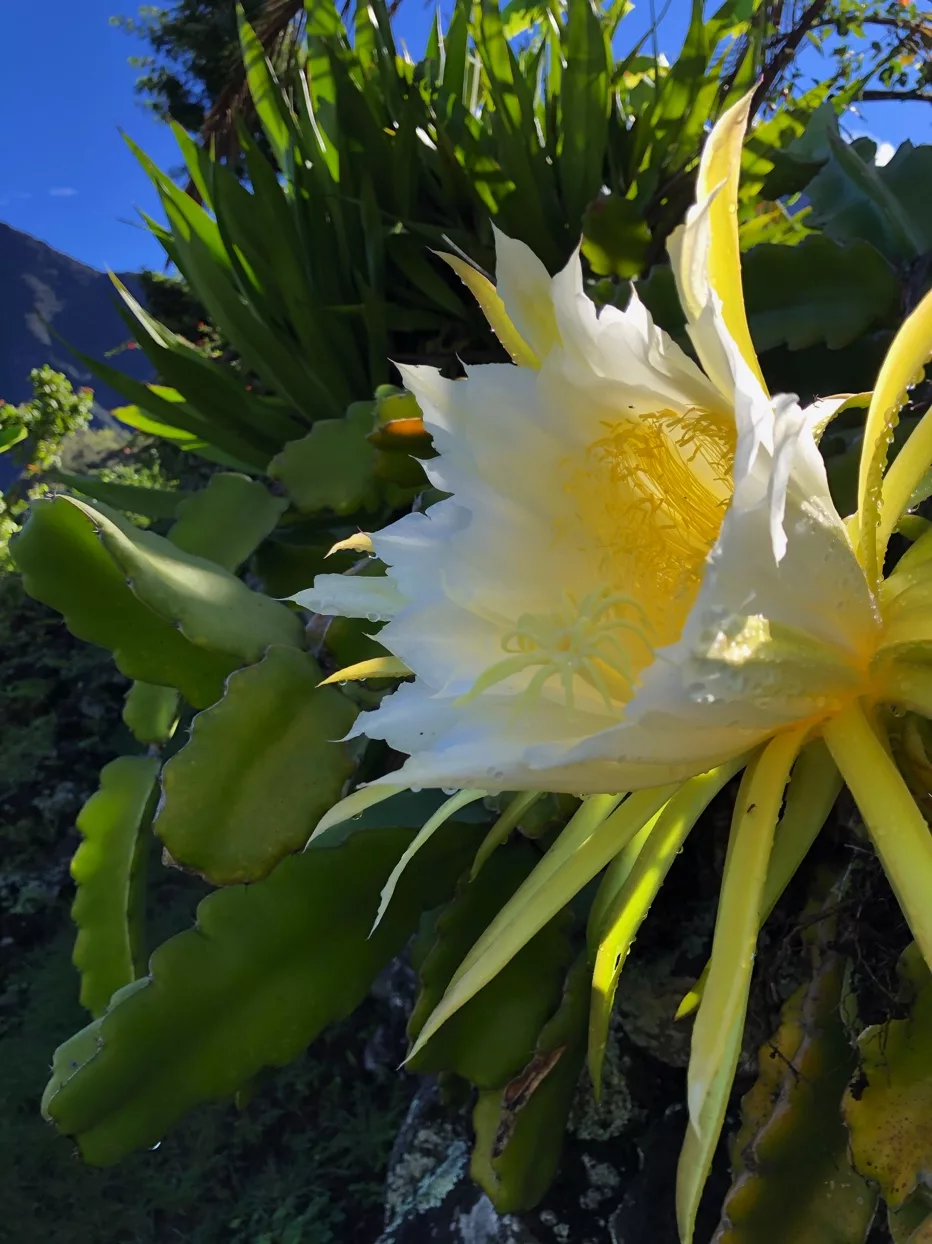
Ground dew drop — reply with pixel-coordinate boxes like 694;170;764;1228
366;612;381;622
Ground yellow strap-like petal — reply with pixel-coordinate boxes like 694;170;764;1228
682;725;806;1244
371;789;486;933
695;89;768;395
585;812;660;956
405;786;678;1063
318;656;412;686
326;531;374;557
674;740;841;1020
858;286;932;587
588;758;746;1096
306;782;405;845
437;252;541;369
876;607;932;659
676;1019;744;1244
823;700;932;972
470;790;543;880
810;392;871;445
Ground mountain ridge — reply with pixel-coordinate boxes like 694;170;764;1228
0;220;152;411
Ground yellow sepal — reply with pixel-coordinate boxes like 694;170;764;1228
437;252;541;369
858;286;932;587
696;89;768;395
588;758;746;1096
318;656;412;686
326;532;374;557
823;701;932;973
405;787;678;1064
679;726;806;1244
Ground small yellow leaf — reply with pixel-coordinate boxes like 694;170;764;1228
437;252;540;369
326;532;374;558
318;656;412;686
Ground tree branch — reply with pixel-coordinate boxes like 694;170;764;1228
811;13;932;35
751;0;833;116
860;89;932;103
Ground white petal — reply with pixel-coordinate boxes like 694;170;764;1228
349;678;614;758
291;573;408;620
491;223;562;359
624;434;878;738
370;734;722;795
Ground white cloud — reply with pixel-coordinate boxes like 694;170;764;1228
49;187;78;197
847;129;896;167
876;141;895;167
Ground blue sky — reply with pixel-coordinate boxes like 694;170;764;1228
1;0;928;274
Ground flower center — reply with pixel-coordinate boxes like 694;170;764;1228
464;406;736;715
459;588;654;713
560;407;735;699
567;408;734;622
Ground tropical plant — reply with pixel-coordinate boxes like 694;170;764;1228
117;0;932;140
12;2;932;1241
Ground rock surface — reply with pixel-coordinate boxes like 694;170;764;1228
374;1008;699;1244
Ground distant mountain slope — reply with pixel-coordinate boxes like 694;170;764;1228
0;221;152;411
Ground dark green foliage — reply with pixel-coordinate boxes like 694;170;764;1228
408;841;575;1088
114;0;278;130
0;574;130;929
71;756;160;1017
471;953;589;1213
11;495;303;707
44;821;483;1164
154;646;357;883
0;927;411;1244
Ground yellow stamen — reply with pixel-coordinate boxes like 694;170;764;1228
458;589;653;711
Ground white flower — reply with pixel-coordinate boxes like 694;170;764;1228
296;91;932;1244
299;109;877;799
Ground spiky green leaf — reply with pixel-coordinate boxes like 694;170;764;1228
472;954;588;1213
